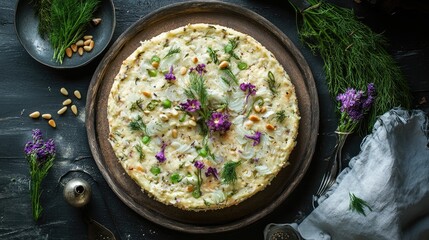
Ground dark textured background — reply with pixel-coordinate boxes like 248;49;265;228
1;0;428;239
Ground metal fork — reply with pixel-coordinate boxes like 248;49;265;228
312;133;346;208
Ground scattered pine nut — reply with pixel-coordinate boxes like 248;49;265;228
76;40;84;47
192;57;198;63
78;47;84;56
92;18;102;26
89;40;94;49
29;111;40;119
48;119;56;128
83;35;93;40
66;48;73;58
266;124;276;131
42;113;52;120
260;106;267;113
172;129;178;138
180;67;187;75
142;91;151;98
84;46;93;52
71;44;78;52
254;105;261;113
74;90;82;99
71;105;78;115
57;106;67;115
151;61;159;69
219;60;229;69
60;87;69;96
84;39;92;46
63;99;72;105
249;115;260;122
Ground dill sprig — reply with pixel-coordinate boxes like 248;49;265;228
33;0;52;38
129;116;148;134
130;99;144;111
275;110;286;123
266;71;279;96
224;37;240;60
221;68;239;86
49;0;100;63
349;192;372;216
207;47;219;64
135;144;145;161
221;161;241;184
164;46;181;59
290;0;411;132
184;73;210;119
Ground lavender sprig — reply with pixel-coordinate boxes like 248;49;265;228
24;129;56;221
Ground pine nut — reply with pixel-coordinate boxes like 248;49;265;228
89;40;94;49
188;120;197;126
254;105;261;113
266;124;276;131
84;46;93;52
84;39;92;46
78;47;84;56
42;113;52;120
57;106;67;115
63;99;72;105
74;90;82;99
60;87;68;96
142;91;151;98
192;57;198;63
244;120;253;129
48;119;56;128
66;48;73;58
83;35;93;40
71;105;78;115
151;61;159;69
219;61;229;69
76;40;84;47
260;106;267;113
71;44;78;52
160;114;169;122
29;111;40;118
172;129;178;138
180;67;187;75
92;18;102;26
249;115;260;122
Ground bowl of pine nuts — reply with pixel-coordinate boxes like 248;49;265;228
14;0;116;69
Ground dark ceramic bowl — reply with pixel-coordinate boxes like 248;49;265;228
14;0;116;69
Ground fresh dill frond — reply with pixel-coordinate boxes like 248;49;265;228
275;110;286;123
33;0;52;38
49;0;100;63
221;68;238;85
221;161;241;184
224;37;240;60
349;192;372;216
135;144;145;161
164;46;181;59
129;116;147;133
292;0;411;132
130;99;144;111
184;73;209;118
207;47;219;64
266;71;279;95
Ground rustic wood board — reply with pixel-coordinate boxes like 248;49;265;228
86;1;319;233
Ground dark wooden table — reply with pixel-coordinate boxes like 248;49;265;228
1;0;428;239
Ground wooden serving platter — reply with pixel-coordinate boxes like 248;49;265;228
86;1;319;233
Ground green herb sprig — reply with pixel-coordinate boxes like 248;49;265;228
164;46;181;59
266;71;279;95
349;192;372;216
224;37;240;60
129;116;148;134
275;110;286;123
221;68;239;86
221;161;241;184
291;0;411;131
207;47;219;64
48;0;100;63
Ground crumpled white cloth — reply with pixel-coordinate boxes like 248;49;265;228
295;108;429;240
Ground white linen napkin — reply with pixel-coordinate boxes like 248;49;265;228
266;108;429;240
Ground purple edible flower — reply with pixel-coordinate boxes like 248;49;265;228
336;83;376;121
190;64;207;75
205;167;218;179
164;65;176;81
180;99;201;112
155;142;167;162
194;160;205;169
245;131;262;146
207;112;232;133
240;82;257;102
24;129;56;163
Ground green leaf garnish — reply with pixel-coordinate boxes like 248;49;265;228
163;46;181;59
135;144;145;161
184;73;210;120
130;99;144;111
224;37;240;60
207;47;219;64
349;192;372;216
146;100;161;111
221;68;238;85
266;71;279;95
129;116;147;133
275;110;286;123
221;161;241;184
147;69;157;77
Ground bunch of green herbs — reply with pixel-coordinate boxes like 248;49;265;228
290;0;411;131
33;0;99;63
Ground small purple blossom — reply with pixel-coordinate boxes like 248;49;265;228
155;142;167;162
240;82;257;102
24;129;56;163
190;64;207;75
245;131;262;146
164;66;176;81
336;83;376;121
205;167;218;179
180;99;201;112
194;160;205;169
207;112;232;133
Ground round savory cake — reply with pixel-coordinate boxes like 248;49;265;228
107;23;300;211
